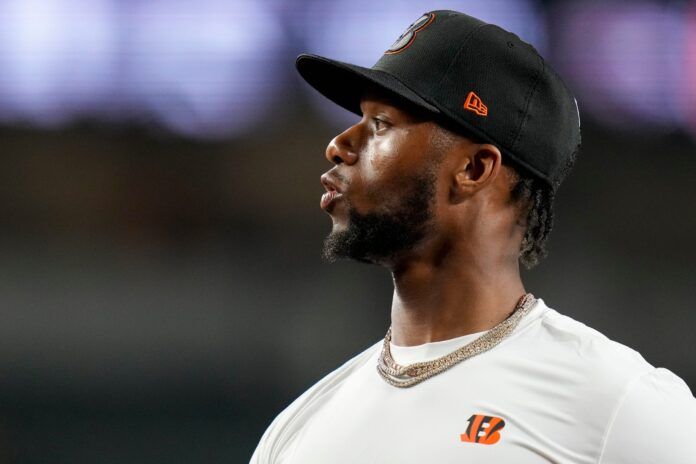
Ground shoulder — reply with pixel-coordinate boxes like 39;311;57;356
511;299;696;461
523;300;656;384
250;341;381;463
276;340;381;415
508;300;660;420
598;368;696;463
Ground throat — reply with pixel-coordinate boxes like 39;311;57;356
378;293;536;388
388;260;526;347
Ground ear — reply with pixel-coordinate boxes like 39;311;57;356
451;143;502;199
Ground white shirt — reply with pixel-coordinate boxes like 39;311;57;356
251;298;696;463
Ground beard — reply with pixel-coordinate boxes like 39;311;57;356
322;170;437;265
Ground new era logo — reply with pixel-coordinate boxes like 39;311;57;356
463;91;488;117
460;414;505;445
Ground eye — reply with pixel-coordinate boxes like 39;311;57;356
373;117;389;132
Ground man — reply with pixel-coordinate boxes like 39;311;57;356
251;10;696;463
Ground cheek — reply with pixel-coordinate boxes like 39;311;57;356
363;130;427;181
363;137;399;180
349;128;434;212
359;141;407;204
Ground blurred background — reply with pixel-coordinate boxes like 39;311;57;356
0;0;694;462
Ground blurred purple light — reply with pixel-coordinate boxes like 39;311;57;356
1;0;694;139
0;0;117;126
0;0;285;137
551;2;689;131
686;5;696;135
125;0;285;138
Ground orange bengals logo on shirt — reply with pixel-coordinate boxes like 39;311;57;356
460;414;506;445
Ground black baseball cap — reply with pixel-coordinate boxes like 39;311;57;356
296;10;581;190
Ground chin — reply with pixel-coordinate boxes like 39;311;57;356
329;216;349;232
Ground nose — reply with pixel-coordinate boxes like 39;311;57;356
325;123;360;165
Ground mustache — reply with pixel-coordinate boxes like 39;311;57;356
327;168;348;185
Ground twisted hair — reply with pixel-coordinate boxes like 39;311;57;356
506;169;554;269
504;145;579;269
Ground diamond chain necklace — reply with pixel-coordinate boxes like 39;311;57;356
377;293;537;388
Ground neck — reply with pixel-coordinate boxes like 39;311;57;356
388;244;526;346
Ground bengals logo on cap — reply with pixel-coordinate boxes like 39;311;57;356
385;12;435;55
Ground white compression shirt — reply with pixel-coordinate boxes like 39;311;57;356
251;298;696;463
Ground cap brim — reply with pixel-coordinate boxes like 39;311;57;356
296;54;440;117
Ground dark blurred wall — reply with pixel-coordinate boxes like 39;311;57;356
0;92;694;462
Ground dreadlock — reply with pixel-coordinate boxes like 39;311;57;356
505;166;554;269
504;144;579;270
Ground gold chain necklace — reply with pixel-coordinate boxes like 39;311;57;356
377;293;537;388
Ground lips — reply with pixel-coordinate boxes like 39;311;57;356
320;190;343;211
320;172;345;212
